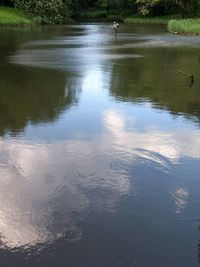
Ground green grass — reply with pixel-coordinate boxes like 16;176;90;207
0;6;33;26
124;15;179;25
168;19;200;35
125;14;200;35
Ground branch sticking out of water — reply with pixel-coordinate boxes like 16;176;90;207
177;69;194;86
177;70;194;82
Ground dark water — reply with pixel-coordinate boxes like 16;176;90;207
0;23;200;267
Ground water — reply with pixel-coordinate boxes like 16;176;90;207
0;23;200;267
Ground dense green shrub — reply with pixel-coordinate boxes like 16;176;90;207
13;0;64;24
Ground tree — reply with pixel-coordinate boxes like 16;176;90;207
0;0;13;6
98;0;136;15
136;0;160;15
174;0;200;16
11;0;200;22
13;0;65;24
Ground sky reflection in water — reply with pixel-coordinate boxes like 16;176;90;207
1;108;200;248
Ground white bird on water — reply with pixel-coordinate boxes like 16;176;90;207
113;21;119;33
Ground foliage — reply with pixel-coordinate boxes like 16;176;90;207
13;0;64;24
174;0;200;17
0;6;32;25
0;0;13;6
168;18;200;35
136;0;160;15
137;0;200;17
80;9;107;19
2;0;200;24
62;0;72;21
99;0;136;15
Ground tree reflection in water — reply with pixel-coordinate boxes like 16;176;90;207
0;66;80;136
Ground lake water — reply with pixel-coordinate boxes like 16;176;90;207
0;23;200;267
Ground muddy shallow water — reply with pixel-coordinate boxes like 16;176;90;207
0;23;200;267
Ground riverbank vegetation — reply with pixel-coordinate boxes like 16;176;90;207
168;19;200;35
124;15;175;25
0;0;200;34
0;6;32;25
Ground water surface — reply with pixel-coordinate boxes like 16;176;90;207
0;23;200;267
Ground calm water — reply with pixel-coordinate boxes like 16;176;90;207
0;23;200;267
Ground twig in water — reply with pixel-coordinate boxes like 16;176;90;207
177;69;194;87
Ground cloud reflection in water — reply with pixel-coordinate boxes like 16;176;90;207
0;109;200;249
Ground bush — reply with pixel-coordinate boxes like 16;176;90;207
13;0;64;24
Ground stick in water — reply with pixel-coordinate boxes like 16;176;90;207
177;69;194;84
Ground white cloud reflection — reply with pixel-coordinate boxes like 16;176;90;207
173;187;189;215
0;109;200;248
103;109;200;163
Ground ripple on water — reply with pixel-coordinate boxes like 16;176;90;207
63;227;82;242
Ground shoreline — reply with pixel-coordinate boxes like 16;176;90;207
1;6;200;36
168;19;200;36
125;16;200;36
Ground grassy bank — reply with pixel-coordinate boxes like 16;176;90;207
0;6;33;26
124;15;175;25
168;19;200;35
124;15;200;35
